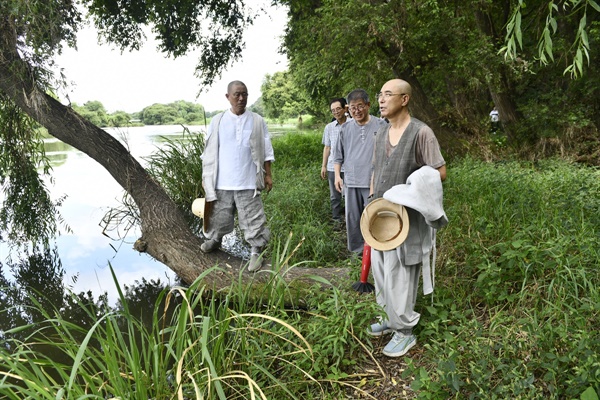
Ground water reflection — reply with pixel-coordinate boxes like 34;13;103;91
3;125;205;303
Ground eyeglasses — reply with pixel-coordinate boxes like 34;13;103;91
330;107;343;113
376;92;406;100
348;104;367;112
231;92;248;99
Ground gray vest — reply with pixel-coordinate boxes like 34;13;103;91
372;118;428;266
372;118;425;198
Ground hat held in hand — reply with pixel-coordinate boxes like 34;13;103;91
191;198;213;235
360;198;409;251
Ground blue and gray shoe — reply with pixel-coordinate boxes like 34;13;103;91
367;321;394;337
382;331;416;357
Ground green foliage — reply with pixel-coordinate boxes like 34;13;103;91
71;101;134;128
0;96;65;248
3;0;81;62
249;96;265;116
141;100;205;125
264;130;350;264
279;0;600;156
261;71;313;122
502;0;600;78
413;158;600;398
298;288;381;380
70;100;207;127
109;110;131;127
72;101;110;127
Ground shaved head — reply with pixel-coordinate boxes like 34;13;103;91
378;79;412;121
387;79;412;96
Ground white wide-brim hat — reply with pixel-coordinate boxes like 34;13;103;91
360;198;409;251
191;198;212;234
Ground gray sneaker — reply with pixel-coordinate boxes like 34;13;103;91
382;331;416;357
248;252;264;272
200;239;220;253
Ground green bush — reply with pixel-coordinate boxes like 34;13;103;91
415;158;600;399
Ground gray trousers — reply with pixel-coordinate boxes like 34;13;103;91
371;249;421;332
327;171;344;220
205;189;270;249
345;187;369;253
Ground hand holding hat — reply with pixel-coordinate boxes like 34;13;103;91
191;198;213;235
360;198;409;251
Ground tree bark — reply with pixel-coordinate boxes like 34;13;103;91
372;35;466;158
473;8;522;140
0;29;350;290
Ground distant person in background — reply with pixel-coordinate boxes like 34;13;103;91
321;97;349;227
334;89;387;254
201;80;274;272
489;106;499;133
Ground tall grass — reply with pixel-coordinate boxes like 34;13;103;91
264;130;351;265
0;239;383;399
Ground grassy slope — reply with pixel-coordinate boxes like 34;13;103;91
266;130;600;399
2;127;598;399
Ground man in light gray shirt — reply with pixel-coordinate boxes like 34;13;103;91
334;89;387;254
321;97;349;225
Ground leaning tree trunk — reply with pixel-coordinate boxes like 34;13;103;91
0;28;349;290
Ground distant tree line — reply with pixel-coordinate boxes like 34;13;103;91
71;100;211;127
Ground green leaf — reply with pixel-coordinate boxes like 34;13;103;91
516;12;523;47
589;0;600;12
581;386;599;400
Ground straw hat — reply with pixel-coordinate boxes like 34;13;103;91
360;198;409;251
191;198;213;234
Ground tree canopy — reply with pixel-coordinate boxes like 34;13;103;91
260;71;312;121
277;0;599;157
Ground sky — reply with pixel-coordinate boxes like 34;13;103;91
54;2;289;114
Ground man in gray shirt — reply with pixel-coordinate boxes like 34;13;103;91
321;97;349;226
334;89;387;254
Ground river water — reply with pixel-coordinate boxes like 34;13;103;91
2;125;208;303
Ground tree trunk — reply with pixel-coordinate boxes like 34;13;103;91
372;35;466;158
396;65;466;158
473;8;522;140
0;32;350;290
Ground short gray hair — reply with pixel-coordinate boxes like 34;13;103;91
347;89;369;104
227;80;247;93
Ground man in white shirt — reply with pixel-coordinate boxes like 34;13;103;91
201;81;274;272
